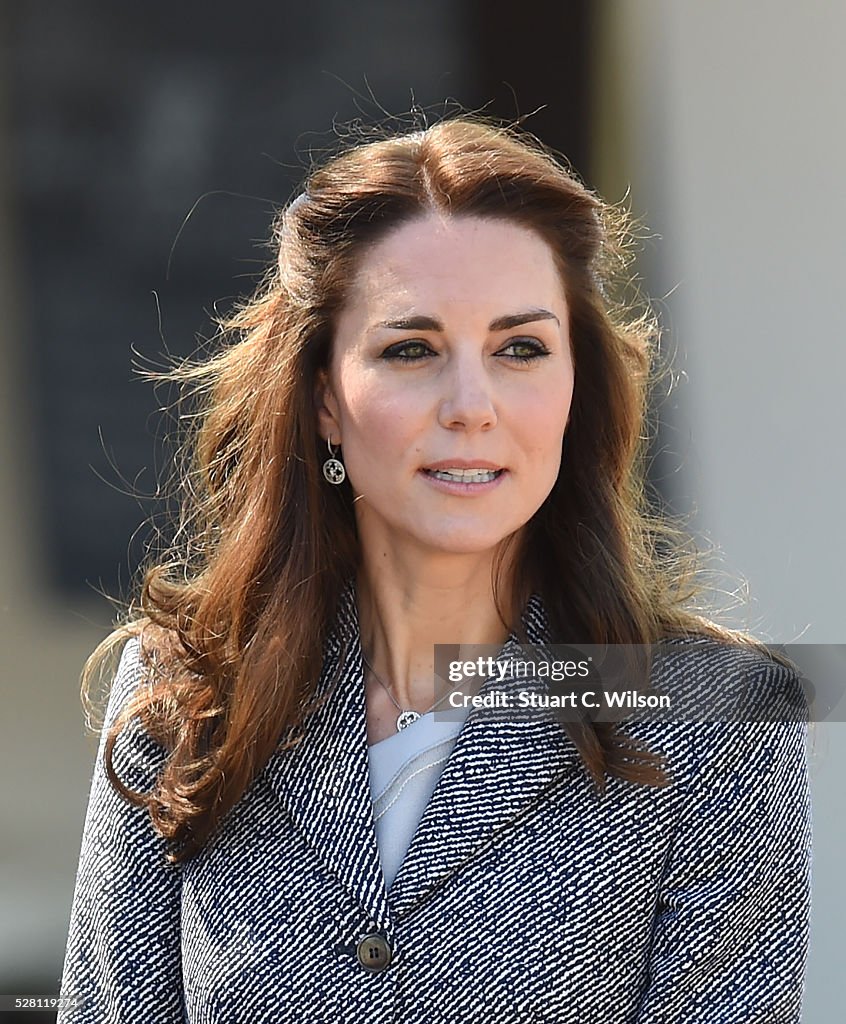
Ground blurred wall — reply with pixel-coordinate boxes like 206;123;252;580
0;27;110;997
593;2;845;1020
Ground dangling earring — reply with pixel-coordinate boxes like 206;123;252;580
322;437;346;485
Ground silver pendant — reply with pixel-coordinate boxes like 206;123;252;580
396;710;420;731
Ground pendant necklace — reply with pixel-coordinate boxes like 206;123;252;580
361;649;457;732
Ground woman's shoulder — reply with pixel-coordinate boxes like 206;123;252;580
106;634;146;707
616;630;810;794
97;635;169;793
651;628;808;723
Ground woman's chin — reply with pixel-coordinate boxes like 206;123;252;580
413;528;515;558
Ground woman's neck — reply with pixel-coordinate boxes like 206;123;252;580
355;555;518;711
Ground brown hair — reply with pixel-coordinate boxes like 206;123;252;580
85;115;784;863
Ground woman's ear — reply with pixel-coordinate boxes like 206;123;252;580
314;367;342;444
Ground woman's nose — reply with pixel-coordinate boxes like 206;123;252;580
436;358;498;431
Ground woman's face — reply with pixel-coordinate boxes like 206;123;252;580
315;213;575;559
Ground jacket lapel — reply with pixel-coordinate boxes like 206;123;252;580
386;598;583;920
263;579;392;927
264;578;583;926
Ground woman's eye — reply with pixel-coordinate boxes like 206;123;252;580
497;338;551;363
380;340;433;362
379;337;550;364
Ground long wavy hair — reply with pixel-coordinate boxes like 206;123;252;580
84;115;783;864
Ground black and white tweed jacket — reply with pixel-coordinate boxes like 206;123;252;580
58;581;812;1023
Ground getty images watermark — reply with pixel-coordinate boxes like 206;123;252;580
429;642;846;724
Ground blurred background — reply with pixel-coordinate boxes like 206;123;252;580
1;0;842;1019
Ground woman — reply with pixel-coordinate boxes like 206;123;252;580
58;117;811;1023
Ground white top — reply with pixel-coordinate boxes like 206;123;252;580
367;706;472;891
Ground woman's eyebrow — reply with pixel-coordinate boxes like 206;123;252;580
371;308;560;333
490;309;560;331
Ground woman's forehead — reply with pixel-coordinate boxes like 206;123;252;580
342;213;567;323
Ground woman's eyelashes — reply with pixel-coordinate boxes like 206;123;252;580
379;337;551;364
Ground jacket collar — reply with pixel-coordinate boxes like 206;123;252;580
264;577;582;927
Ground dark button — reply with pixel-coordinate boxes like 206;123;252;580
355;933;392;971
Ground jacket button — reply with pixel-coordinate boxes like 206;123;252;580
356;933;392;971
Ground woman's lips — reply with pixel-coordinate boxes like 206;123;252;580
419;467;507;495
423;460;503;471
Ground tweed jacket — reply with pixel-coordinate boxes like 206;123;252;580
58;582;812;1024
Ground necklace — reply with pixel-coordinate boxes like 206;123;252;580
360;649;457;732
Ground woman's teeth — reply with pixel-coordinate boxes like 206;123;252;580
426;468;502;483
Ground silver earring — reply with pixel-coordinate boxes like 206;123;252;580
322;438;346;485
